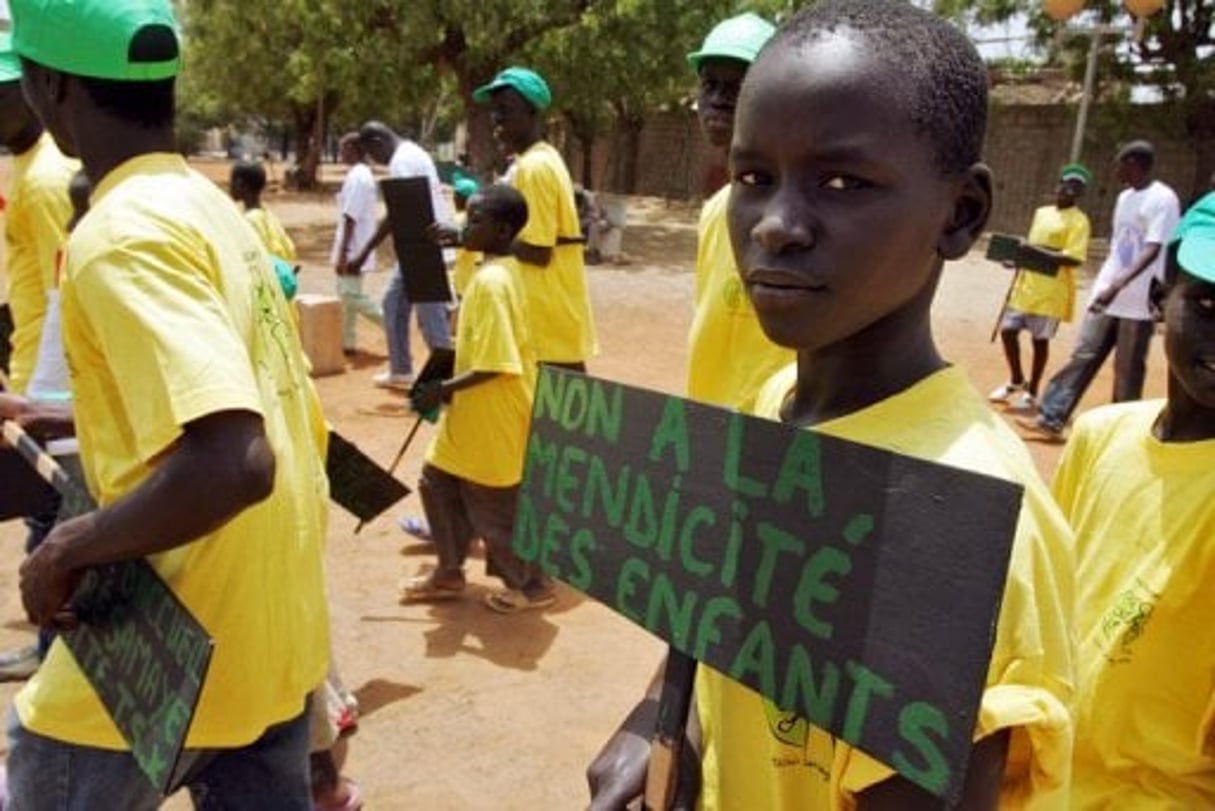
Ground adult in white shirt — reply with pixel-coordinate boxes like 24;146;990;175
348;121;453;389
331;132;384;356
1023;140;1181;438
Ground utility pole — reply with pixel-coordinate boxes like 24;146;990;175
1068;23;1119;164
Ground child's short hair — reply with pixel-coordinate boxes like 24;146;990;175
472;184;529;239
1116;139;1155;171
772;0;988;175
339;131;364;157
231;159;267;194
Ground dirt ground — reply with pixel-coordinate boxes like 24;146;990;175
0;157;1167;808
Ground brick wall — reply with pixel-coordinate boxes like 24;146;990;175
562;102;1199;240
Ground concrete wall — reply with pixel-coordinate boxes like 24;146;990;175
563;102;1201;240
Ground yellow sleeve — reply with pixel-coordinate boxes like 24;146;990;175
1061;213;1090;265
24;182;71;295
514;161;559;248
68;242;265;464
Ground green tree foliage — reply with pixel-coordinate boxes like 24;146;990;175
936;0;1214;197
525;1;795;191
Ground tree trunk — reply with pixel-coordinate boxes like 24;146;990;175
617;114;645;195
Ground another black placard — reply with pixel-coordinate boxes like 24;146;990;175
985;233;1063;276
512;369;1023;802
0;446;58;520
0;303;14;376
326;431;411;523
2;423;213;796
62;560;213;795
381;177;452;303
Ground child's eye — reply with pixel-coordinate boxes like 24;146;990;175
1198;295;1215;312
822;174;870;191
734;169;772;187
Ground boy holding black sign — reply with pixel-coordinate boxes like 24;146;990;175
587;2;1073;808
989;165;1092;413
401;185;555;613
9;0;329;806
1060;196;1215;807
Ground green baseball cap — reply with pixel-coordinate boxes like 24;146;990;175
1175;192;1215;284
0;31;21;83
472;67;552;111
453;177;480;198
1059;163;1093;187
11;0;181;82
687;12;776;72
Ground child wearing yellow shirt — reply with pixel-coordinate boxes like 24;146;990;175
401;184;554;613
587;3;1074;807
1059;193;1215;808
231;158;298;299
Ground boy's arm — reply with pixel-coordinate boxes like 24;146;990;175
1019;243;1082;268
513;240;554;268
1091;242;1163;312
0;392;75;441
335;214;358;275
348;217;392;271
587;654;703;810
855;729;1010;811
19;409;276;627
411;370;502;414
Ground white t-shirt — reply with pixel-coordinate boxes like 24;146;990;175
387;139;454;263
331;162;379;271
1092;180;1180;321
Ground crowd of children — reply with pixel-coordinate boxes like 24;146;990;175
0;0;1212;808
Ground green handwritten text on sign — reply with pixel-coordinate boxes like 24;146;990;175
49;454;214;796
63;561;214;795
512;369;1022;801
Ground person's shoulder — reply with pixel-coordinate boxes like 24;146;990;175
1071;399;1161;445
699;185;730;225
1149;180;1181;208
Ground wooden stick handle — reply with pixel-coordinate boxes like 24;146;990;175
643;649;698;810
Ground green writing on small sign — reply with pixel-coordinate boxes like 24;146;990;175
513;369;1022;801
64;560;213;795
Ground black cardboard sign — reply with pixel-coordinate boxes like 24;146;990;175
985;233;1062;276
512;369;1022;801
381;177;451;303
63;560;213;795
21;445;214;796
326;431;411;523
0;303;13;376
0;446;58;520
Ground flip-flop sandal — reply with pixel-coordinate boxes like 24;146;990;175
398;515;433;542
483;588;557;614
398;574;464;604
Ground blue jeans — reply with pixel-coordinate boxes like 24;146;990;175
1037;311;1154;431
6;703;311;810
382;265;451;376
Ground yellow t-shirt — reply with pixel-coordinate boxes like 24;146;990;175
451;211;481;296
686;186;794;410
511;141;598;364
426;256;537;487
1054;401;1215;808
16;153;330;750
696;365;1075;810
1007;205;1090;322
3;133;78;392
244;205;297;262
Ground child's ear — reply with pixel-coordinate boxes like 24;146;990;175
938;164;993;261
